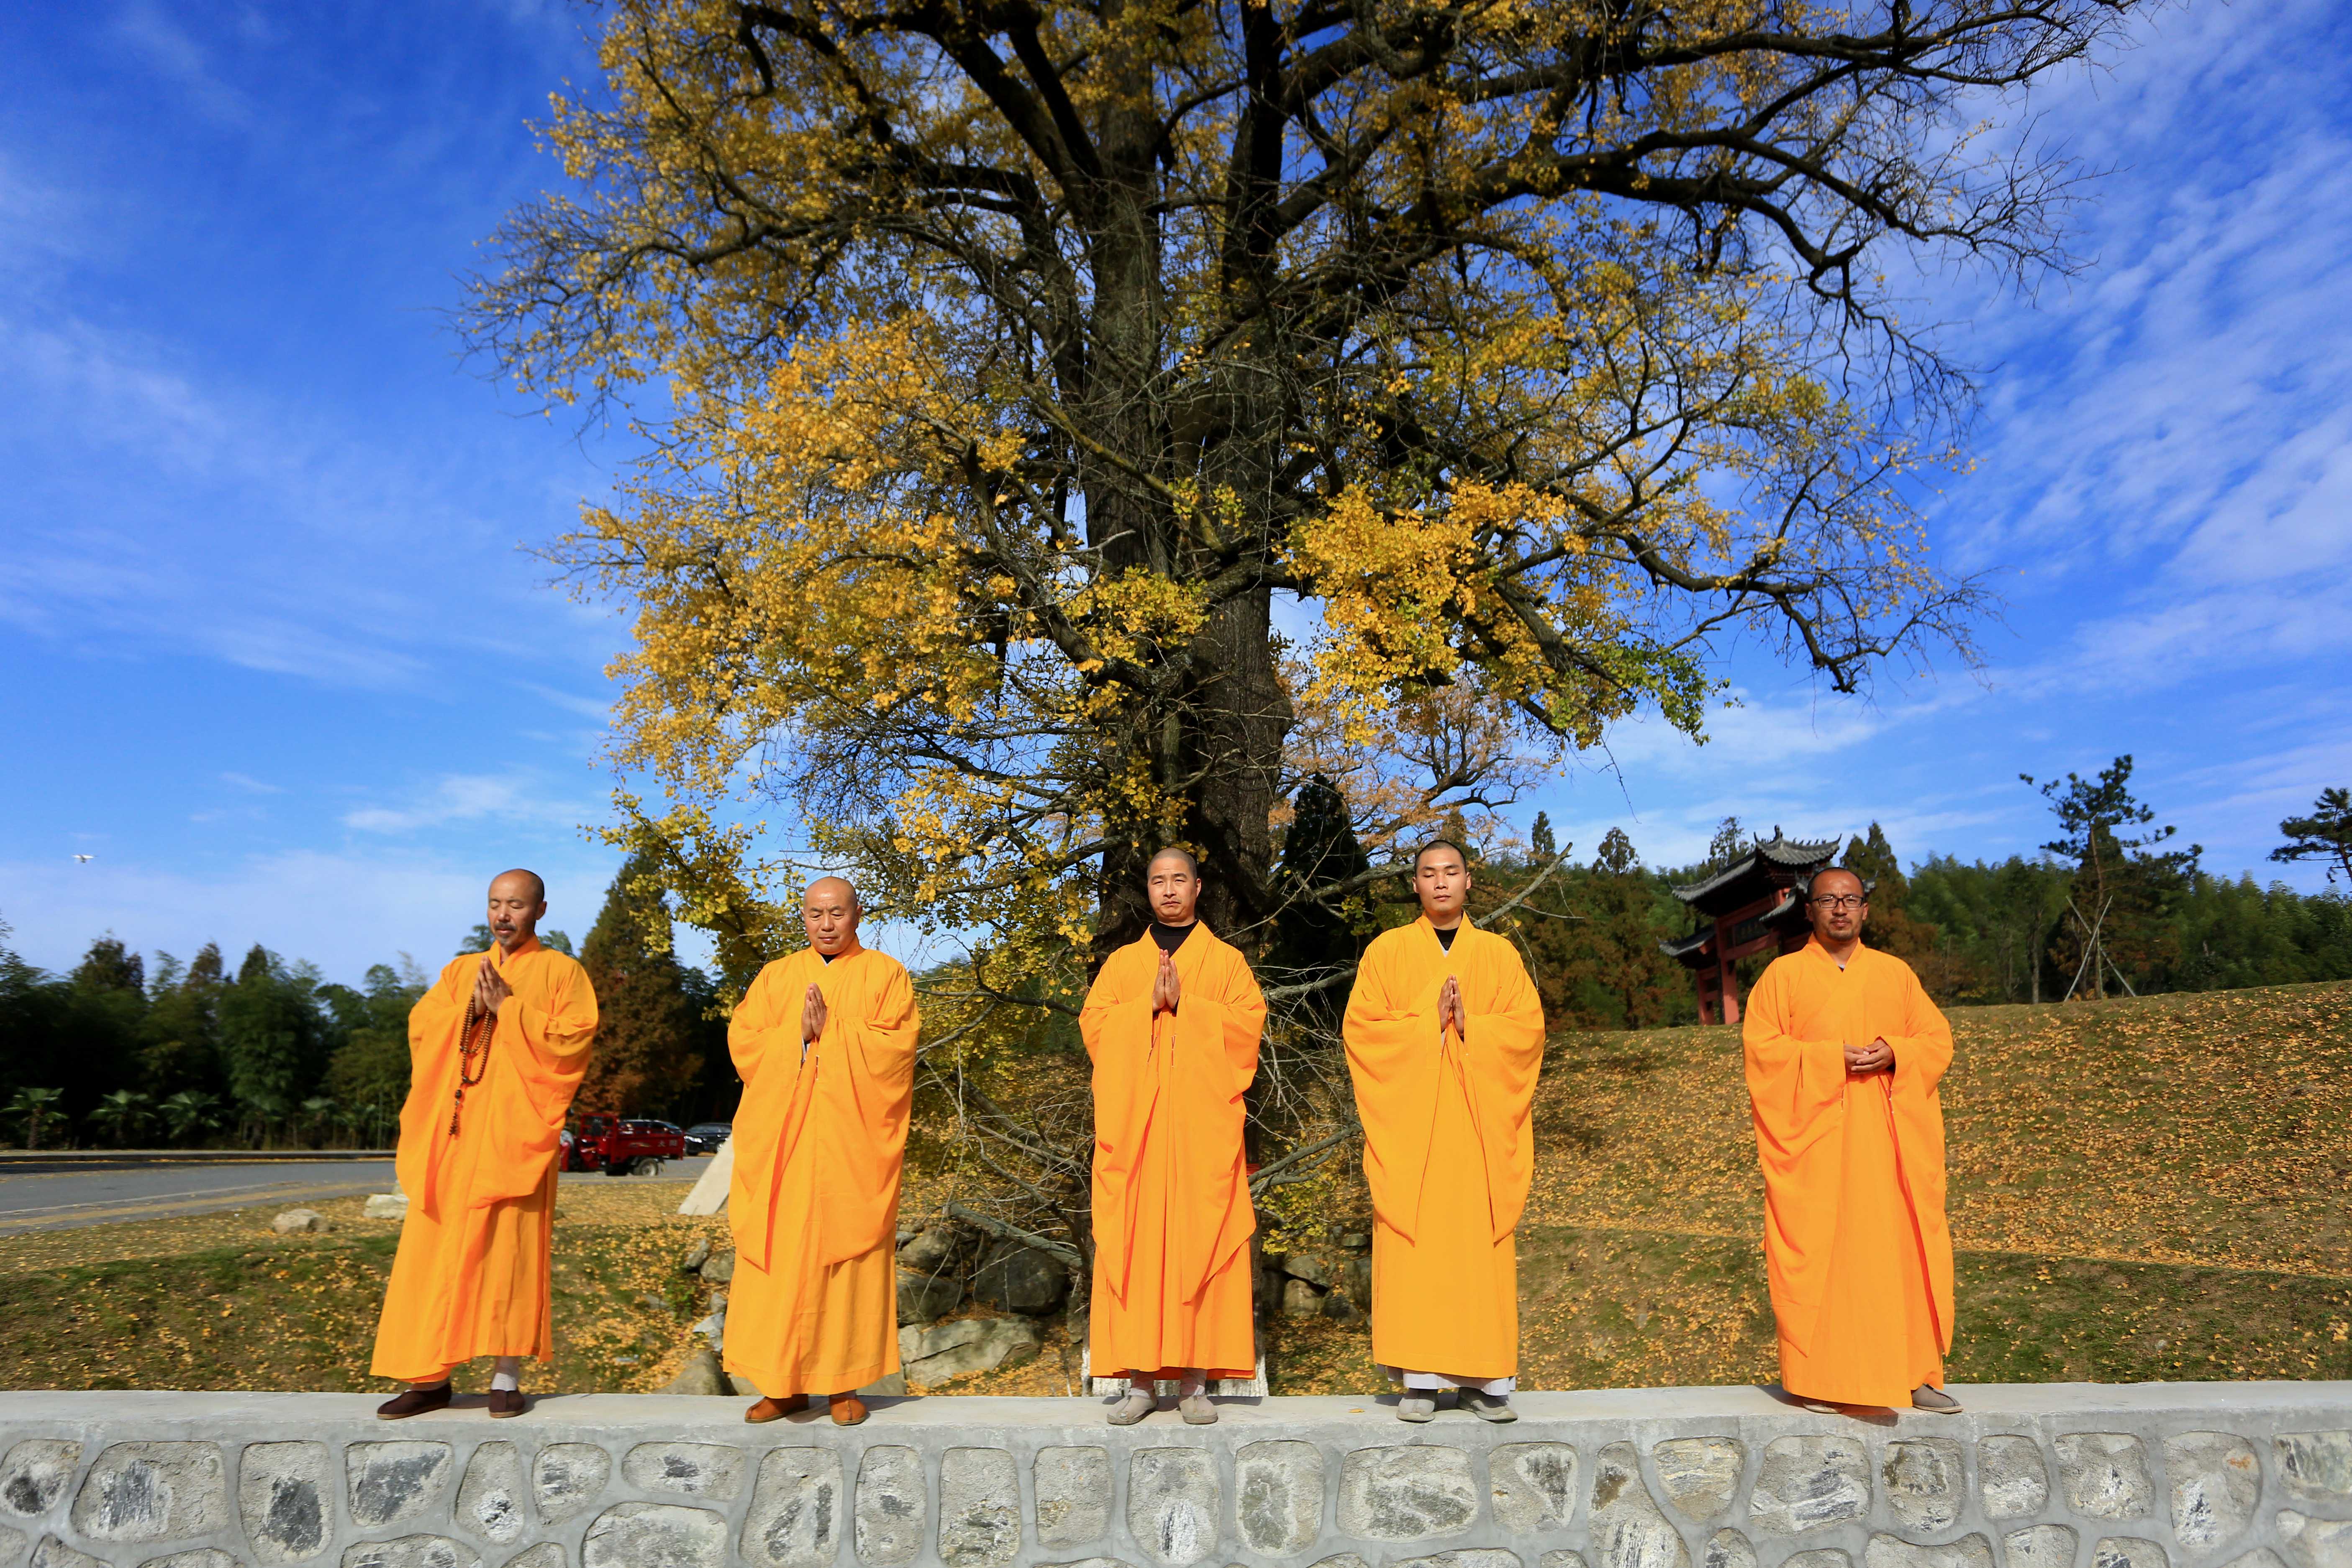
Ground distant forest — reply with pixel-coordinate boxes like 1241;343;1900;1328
5;763;2346;1149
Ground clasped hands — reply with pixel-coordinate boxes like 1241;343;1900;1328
470;955;512;1019
1152;950;1183;1015
801;982;830;1046
1844;1037;1895;1075
1436;975;1467;1039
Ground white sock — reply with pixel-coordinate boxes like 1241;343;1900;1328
1178;1373;1207;1399
490;1358;520;1392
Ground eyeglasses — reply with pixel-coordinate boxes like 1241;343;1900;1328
1810;894;1866;910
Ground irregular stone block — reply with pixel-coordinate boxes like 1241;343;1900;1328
362;1194;409;1220
273;1208;328;1234
2055;1437;2152;1522
1784;1553;1852;1568
898;1268;963;1325
1865;1535;1995;1568
741;1449;844;1568
623;1443;747;1502
1395;1554;1523;1568
900;1319;1043;1383
1591;1442;1691;1568
2091;1541;2167;1568
1234;1440;1323;1556
1035;1561;1137;1568
972;1239;1070;1315
937;1448;1019;1568
1310;1558;1372;1568
347;1442;454;1530
1036;1448;1112;1548
2216;1554;2287;1568
1339;1446;1477;1543
583;1504;726;1568
241;1440;331;1563
1885;1439;1965;1534
1;1441;82;1519
137;1551;240;1568
455;1442;526;1546
533;1445;610;1525
31;1540;103;1568
1705;1532;1757;1568
72;1442;228;1544
1654;1440;1744;1524
2279;1513;2352;1568
1542;1555;1591;1568
2275;1434;2352;1501
2004;1526;2078;1568
1491;1444;1578;1532
340;1537;482;1568
0;1524;20;1568
2167;1435;2258;1552
855;1446;925;1566
498;1548;562;1568
1750;1436;1869;1537
1980;1439;2051;1522
1129;1448;1218;1567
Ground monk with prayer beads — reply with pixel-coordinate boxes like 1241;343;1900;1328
1343;840;1546;1422
1081;847;1265;1425
726;876;921;1426
372;869;598;1418
1743;866;1960;1414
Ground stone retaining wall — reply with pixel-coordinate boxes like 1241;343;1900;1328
1;1384;2345;1568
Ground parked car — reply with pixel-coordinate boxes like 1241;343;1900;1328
565;1114;687;1175
682;1121;732;1156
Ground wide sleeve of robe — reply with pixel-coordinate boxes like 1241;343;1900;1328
1743;953;1851;1336
1341;929;1438;1240
1457;929;1547;1240
728;958;817;1272
807;955;921;1266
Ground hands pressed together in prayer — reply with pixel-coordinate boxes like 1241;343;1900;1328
1152;950;1183;1014
471;955;513;1019
801;982;830;1046
1437;974;1467;1039
1844;1037;1894;1075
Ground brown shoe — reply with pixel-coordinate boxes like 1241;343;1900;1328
376;1383;452;1420
488;1388;528;1418
828;1393;868;1426
744;1395;808;1424
1911;1384;1963;1413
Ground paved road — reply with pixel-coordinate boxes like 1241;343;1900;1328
0;1155;719;1237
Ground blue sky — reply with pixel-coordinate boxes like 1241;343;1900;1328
3;2;2348;984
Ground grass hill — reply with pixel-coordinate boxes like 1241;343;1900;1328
2;979;2345;1394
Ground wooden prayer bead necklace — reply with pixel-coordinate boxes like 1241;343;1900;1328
448;1000;493;1137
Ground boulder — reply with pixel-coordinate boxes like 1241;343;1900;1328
1281;1252;1338;1287
362;1194;408;1221
699;1249;735;1284
272;1209;328;1235
899;1317;1042;1383
898;1267;964;1325
1281;1278;1323;1317
899;1226;962;1273
972;1239;1069;1317
680;1237;712;1273
660;1348;734;1396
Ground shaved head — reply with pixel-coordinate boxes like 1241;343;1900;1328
485;868;546;954
1147;847;1199;878
803;875;863;957
490;868;546;903
1146;846;1201;926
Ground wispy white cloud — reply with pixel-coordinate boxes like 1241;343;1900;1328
110;2;257;127
341;772;591;835
219;772;282;795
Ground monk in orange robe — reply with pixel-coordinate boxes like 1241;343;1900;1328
1343;840;1546;1422
1744;866;1959;1413
1082;847;1264;1425
372;869;597;1418
726;875;920;1426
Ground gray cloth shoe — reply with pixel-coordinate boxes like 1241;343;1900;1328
1462;1390;1516;1423
1911;1385;1963;1413
1179;1393;1218;1425
1396;1394;1437;1423
1105;1389;1156;1425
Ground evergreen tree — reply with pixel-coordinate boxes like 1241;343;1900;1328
139;942;229;1100
73;936;144;994
578;855;703;1117
2023;756;2200;997
2273;787;2352;884
1707;816;1747;869
1841;822;1938;961
217;945;333;1136
1266;773;1372;1034
323;960;429;1146
1531;812;1557;860
1564;830;1685;1028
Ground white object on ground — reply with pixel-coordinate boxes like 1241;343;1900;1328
677;1136;734;1215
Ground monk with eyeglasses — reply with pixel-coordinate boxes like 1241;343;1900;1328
1743;866;1960;1415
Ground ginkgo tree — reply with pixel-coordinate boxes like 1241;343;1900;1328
469;0;2139;1264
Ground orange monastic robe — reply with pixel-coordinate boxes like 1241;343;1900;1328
1744;937;1956;1405
371;937;597;1381
1343;918;1546;1380
1082;924;1264;1380
725;944;920;1397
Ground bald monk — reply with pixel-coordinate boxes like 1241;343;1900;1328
726;876;920;1425
372;869;597;1418
1343;840;1545;1422
1744;867;1960;1413
1082;848;1264;1425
